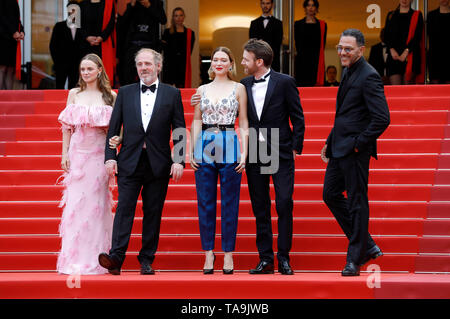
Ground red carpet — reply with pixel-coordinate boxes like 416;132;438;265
0;85;449;299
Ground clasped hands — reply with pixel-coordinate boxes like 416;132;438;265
86;36;103;46
13;31;24;41
130;0;151;7
390;48;409;63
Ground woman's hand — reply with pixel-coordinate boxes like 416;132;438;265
398;48;409;62
235;153;246;174
61;153;70;172
109;135;122;149
190;151;199;171
390;48;400;61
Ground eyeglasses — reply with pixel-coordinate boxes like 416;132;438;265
336;45;356;53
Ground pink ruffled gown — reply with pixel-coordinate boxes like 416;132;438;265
57;104;114;275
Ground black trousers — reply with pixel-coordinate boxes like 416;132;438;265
109;151;169;267
323;151;377;264
55;65;79;89
246;158;295;264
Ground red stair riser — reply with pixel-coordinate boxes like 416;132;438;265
0;201;430;219
0;235;419;254
0;139;443;156
0;218;422;237
0;184;434;201
0;154;441;170
0;169;437;185
2;125;447;141
0;253;417;272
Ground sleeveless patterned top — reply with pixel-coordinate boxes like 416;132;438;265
200;83;239;125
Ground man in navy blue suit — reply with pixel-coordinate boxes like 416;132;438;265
321;29;390;276
241;39;305;275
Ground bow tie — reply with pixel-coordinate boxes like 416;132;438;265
253;72;271;84
141;84;156;93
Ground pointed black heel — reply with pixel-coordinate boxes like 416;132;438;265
203;253;216;274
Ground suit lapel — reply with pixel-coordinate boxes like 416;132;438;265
337;60;363;110
260;72;277;120
244;78;258;121
133;83;144;132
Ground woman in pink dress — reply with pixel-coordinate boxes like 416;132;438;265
57;53;116;275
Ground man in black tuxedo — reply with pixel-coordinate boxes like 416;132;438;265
321;29;390;276
249;0;283;72
368;28;389;85
99;48;186;275
49;2;82;89
241;39;305;275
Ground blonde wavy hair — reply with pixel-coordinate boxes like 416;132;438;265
208;46;237;81
77;53;114;106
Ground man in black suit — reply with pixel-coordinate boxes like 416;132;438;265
321;29;390;276
241;39;305;275
368;28;389;85
49;2;82;89
99;48;186;275
249;0;283;72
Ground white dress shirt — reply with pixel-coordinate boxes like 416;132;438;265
262;15;271;28
140;79;158;131
252;69;271;141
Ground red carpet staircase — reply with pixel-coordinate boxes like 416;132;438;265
0;85;449;299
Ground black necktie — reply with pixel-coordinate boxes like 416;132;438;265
142;84;156;93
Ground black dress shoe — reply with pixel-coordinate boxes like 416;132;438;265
222;269;234;274
140;262;155;275
341;262;360;276
278;261;294;275
249;260;274;274
203;253;216;274
359;245;383;266
98;253;121;275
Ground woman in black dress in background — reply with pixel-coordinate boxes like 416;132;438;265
294;0;327;87
0;0;23;89
162;7;195;88
79;0;115;58
427;0;450;84
384;0;424;85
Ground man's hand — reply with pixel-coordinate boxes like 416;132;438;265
105;160;118;177
321;144;329;163
170;163;184;182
